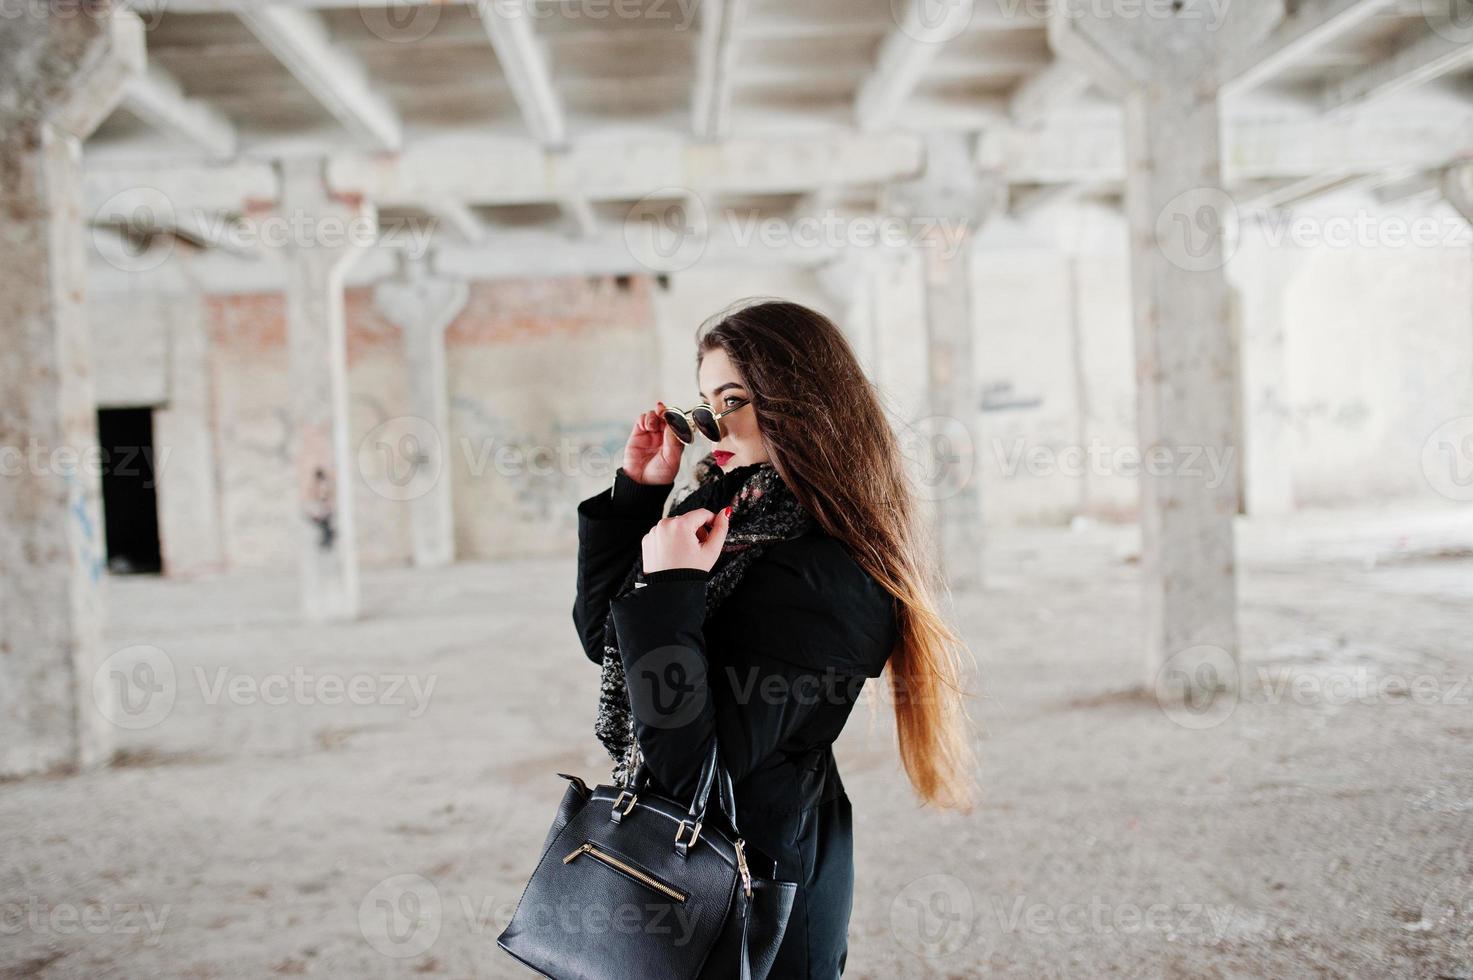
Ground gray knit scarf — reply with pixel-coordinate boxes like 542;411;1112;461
595;451;814;787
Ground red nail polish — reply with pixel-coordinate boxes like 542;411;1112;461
724;506;732;517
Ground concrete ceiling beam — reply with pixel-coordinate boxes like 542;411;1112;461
237;6;402;150
121;63;237;159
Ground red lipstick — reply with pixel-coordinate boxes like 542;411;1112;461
712;450;735;466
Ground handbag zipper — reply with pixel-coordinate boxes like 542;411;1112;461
562;842;688;903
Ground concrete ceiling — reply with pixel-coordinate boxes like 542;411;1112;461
84;0;1473;270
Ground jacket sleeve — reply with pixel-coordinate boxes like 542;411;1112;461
571;467;673;665
607;560;860;801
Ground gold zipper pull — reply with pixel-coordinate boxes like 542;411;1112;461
734;838;752;897
563;842;592;864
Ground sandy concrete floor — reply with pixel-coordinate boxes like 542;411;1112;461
3;503;1472;979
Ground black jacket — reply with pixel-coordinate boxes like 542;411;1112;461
571;463;897;871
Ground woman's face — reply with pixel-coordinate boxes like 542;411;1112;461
697;346;768;470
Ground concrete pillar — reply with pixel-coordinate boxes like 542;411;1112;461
819;248;940;543
1447;166;1473;433
373;257;468;568
1447;165;1473;389
1050;0;1287;687
1227;231;1302;517
155;276;226;577
921;226;983;591
276;160;377;621
0;8;143;777
870;249;931;424
816;251;878;371
884;134;1004;592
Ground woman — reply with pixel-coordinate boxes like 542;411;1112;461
572;299;978;978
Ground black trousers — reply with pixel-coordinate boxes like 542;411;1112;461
766;792;855;979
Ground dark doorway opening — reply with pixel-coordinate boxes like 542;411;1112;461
97;407;163;575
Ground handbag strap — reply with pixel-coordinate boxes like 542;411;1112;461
629;740;741;838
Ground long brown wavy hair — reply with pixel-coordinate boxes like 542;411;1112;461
695;298;979;811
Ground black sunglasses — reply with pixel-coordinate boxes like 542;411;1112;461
662;400;751;444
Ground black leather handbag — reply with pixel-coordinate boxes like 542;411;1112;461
497;742;798;979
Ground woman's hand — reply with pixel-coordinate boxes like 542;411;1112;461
623;401;683;486
642;507;732;573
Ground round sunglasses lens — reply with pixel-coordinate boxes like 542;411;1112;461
692;407;722;442
663;410;694;444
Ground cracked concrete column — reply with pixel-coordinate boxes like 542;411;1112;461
276;160;377;621
1050;0;1288;687
0;7;144;777
885;134;1004;593
373;258;468;568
